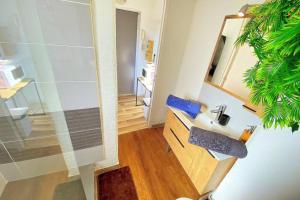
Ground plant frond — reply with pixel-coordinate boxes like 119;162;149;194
236;0;300;131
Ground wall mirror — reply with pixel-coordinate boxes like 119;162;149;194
205;15;261;114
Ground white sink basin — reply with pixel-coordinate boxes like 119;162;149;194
179;110;238;139
195;112;239;139
193;113;216;130
169;107;240;160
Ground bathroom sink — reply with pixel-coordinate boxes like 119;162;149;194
193;113;219;129
169;107;239;139
198;113;239;139
169;107;240;160
186;111;238;139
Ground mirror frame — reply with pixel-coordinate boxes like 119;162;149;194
205;14;252;86
204;14;263;116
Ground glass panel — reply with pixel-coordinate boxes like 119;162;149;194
0;0;102;199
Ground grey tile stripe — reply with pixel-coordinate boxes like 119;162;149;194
0;107;102;164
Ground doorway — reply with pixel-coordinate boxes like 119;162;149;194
116;9;148;135
115;0;166;135
116;9;138;95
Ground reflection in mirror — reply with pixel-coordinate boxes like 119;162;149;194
206;16;257;103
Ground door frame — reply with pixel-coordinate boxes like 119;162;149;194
115;6;141;96
116;1;167;126
146;0;167;126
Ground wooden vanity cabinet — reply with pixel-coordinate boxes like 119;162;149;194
163;109;236;196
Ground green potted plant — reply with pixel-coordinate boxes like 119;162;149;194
236;0;300;132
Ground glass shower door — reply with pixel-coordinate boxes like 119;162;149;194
0;0;103;199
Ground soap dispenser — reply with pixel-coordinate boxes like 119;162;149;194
240;125;256;143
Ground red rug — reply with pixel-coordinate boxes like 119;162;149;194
98;166;138;200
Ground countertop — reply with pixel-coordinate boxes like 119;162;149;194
169;106;237;161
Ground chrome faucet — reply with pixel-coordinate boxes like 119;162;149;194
210;105;227;121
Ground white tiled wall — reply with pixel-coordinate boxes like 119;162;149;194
0;0;98;112
2;0;93;46
0;0;105;183
56;82;99;110
34;0;93;46
46;46;97;82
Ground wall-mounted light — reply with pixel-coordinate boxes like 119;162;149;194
238;4;250;17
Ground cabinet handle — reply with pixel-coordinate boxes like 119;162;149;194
170;128;185;148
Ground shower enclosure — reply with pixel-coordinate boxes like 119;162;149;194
0;0;104;199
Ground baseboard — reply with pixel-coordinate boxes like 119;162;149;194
94;164;120;176
151;123;165;128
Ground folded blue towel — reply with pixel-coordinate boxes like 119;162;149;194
166;95;201;119
189;126;247;158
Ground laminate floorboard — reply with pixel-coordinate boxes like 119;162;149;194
119;127;200;200
118;95;148;135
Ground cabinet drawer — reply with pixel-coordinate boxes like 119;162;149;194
166;109;199;156
163;109;236;196
163;125;193;173
166;110;189;143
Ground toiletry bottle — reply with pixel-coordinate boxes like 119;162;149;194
240;125;256;143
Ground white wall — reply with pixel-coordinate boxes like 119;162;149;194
213;126;300;200
93;0;119;169
149;0;197;125
115;0;165;94
79;164;95;200
174;0;264;100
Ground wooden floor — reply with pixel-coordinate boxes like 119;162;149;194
2;129;199;200
119;128;200;200
118;95;148;135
